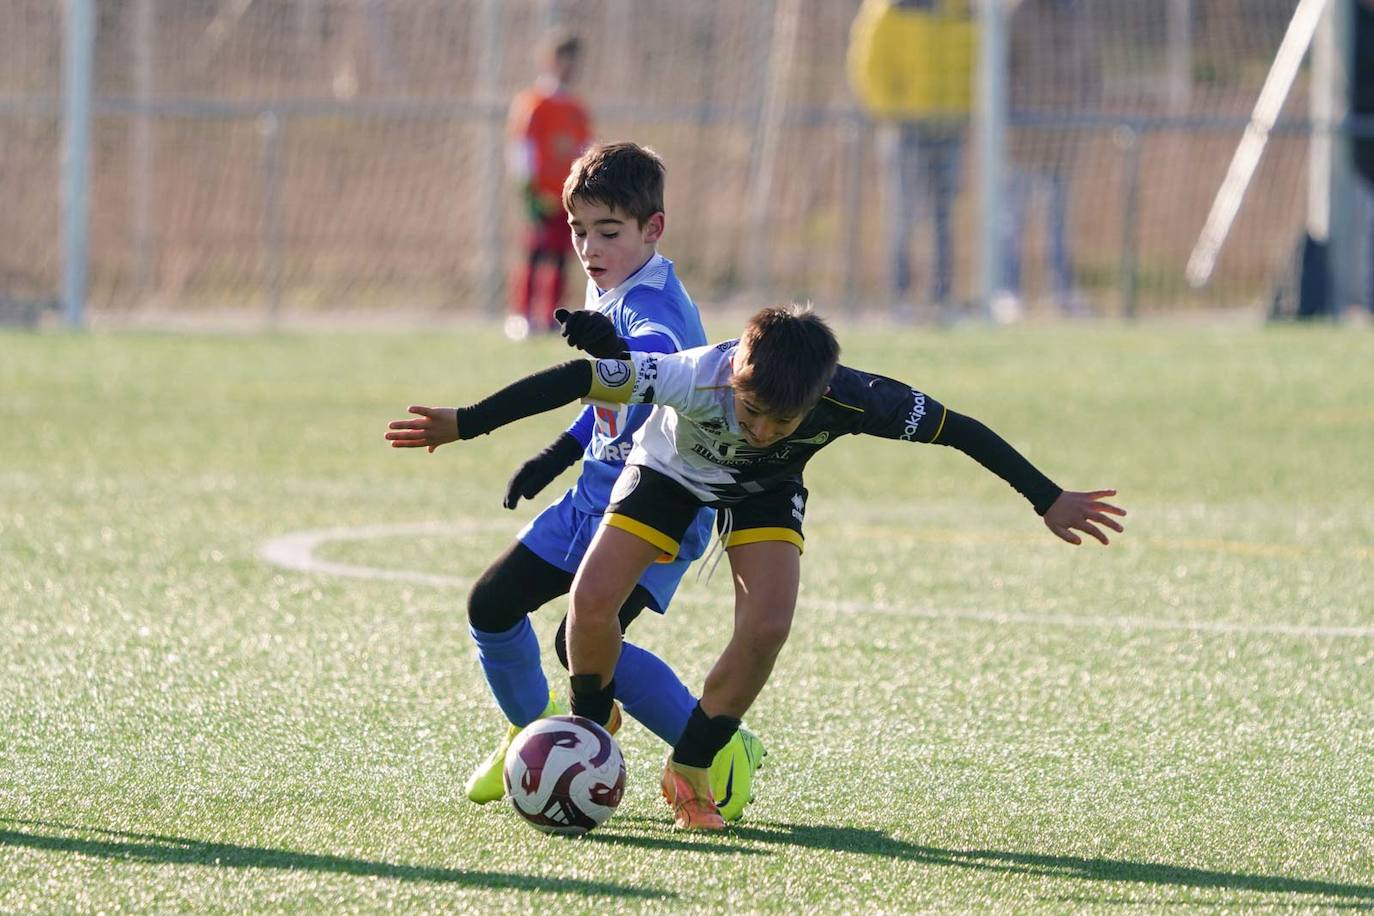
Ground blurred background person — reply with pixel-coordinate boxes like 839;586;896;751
1001;0;1101;318
1354;0;1374;316
505;30;593;341
848;0;976;320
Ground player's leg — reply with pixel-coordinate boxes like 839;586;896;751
566;523;661;726
701;540;799;718
462;539;574;803
505;223;544;340
536;211;573;331
554;591;694;747
568;466;702;729
661;538;797;830
468;539;572;725
553;590;765;823
521;221;549;317
663;486;804;829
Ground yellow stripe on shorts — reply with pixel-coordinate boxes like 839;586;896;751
724;527;804;554
604;513;680;562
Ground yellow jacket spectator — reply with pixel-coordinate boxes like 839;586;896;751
847;0;977;313
847;0;976;122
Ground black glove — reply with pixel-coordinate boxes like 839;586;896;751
554;308;629;359
503;431;584;509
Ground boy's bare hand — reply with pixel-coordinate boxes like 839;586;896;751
1043;488;1126;545
385;406;459;453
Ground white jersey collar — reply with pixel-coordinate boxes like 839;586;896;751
587;253;669;312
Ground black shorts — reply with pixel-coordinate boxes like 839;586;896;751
604;465;806;561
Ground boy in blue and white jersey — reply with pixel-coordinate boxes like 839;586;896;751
431;142;763;818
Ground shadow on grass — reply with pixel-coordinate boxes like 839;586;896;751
0;818;671;900
729;821;1374;906
587;814;765;856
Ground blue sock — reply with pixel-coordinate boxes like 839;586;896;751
470;618;549;727
613;641;697;745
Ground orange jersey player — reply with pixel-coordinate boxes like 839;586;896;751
506;31;593;338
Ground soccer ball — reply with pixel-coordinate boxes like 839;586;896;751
503;715;625;836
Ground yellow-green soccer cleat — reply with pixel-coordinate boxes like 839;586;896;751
464;691;565;804
710;725;766;822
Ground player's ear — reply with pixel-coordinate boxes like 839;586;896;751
641;211;664;244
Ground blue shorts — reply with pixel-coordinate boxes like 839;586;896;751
517;489;701;614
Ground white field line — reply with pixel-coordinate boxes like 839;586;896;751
257;521;485;589
258;522;1374;640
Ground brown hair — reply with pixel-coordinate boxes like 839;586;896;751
733;304;840;418
562;142;666;226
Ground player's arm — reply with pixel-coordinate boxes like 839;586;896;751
930;411;1061;514
934;414;1126;545
554;308;680;360
502;407;593;510
931;414;1125;545
384;359;636;451
854;373;1125;544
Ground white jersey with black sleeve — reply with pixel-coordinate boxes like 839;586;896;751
582;340;949;505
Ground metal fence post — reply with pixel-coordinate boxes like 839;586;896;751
260;111;284;322
131;0;156;295
62;0;95;328
976;0;1008;317
1116;125;1141;319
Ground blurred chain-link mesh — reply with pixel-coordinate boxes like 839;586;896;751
0;0;1321;319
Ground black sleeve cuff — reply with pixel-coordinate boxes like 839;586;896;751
456;360;592;440
934;411;1063;515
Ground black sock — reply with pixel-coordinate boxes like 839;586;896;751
569;674;617;727
671;702;740;768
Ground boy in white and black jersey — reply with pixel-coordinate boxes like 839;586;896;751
387;304;1126;830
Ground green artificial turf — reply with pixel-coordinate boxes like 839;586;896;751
1;320;1370;912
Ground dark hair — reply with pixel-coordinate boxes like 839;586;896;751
562;142;666;226
542;29;581;60
733;304;840;418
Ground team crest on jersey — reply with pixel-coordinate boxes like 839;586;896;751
596;360;632;389
610;465;641;503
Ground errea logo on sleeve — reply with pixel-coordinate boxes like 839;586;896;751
899;390;928;441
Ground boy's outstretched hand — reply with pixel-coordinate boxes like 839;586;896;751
1042;489;1126;546
385;405;459;453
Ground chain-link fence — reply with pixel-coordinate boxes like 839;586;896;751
0;0;1342;322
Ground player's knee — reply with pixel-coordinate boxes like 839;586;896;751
738;605;794;656
568;577;621;629
467;570;517;633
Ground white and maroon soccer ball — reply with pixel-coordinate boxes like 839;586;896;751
503;715;626;836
